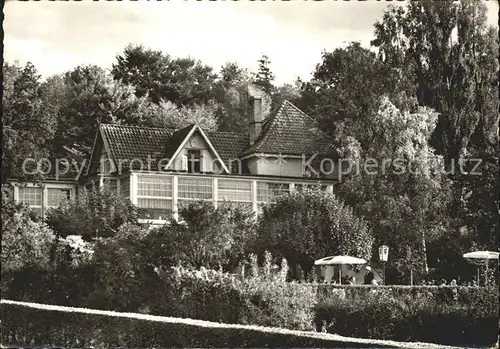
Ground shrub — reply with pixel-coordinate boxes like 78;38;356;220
314;285;499;346
1;195;55;273
84;223;152;311
146;200;256;270
242;277;317;331
2;222;147;309
151;262;317;331
54;235;95;268
45;185;140;241
256;188;373;279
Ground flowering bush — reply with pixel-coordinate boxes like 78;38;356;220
55;235;95;268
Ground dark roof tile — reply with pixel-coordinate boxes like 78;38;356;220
241;100;333;156
100;124;173;171
206;131;248;166
164;125;194;160
98;101;333;173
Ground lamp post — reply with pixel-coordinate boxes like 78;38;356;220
379;245;389;285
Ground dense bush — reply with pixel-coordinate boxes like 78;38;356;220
146;200;257;270
1;195;58;300
83;223;152;311
1;196;56;273
45;185;140;240
152;260;317;331
3;190;496;347
0;302;384;348
256;188;373;279
315;285;499;346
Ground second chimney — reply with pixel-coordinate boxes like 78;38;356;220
249;96;262;145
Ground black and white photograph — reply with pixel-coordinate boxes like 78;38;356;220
1;0;499;348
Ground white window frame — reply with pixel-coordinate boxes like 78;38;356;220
129;172;334;225
217;178;253;203
135;174;173;224
13;182;76;216
17;185;44;216
177;176;213;201
256;181;291;203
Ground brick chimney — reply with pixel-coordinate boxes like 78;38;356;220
249;96;262;146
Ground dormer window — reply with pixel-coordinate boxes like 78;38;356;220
187;149;201;173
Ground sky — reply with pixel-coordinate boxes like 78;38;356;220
4;0;499;85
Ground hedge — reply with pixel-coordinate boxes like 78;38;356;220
149;266;318;331
315;285;499;346
3;266;498;347
1;300;402;348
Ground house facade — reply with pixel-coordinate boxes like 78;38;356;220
5;96;343;224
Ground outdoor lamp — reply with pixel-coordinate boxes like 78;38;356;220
378;245;389;285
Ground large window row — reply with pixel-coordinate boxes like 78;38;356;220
16;186;73;217
47;188;71;207
19;187;43;216
6;176;331;222
218;179;252;202
135;177;328;214
295;184;329;192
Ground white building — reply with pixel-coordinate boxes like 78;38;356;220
6;96;343;224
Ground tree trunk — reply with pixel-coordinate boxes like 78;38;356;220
421;229;429;275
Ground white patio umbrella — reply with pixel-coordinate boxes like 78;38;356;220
463;251;499;286
314;255;367;284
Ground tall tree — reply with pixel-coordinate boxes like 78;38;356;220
337;98;451;282
372;0;499;164
256;188;373;279
213;62;272;133
139;99;219;131
254;54;275;94
218;62;248;88
372;0;499;252
112;44;218;106
271;82;301;111
52;65;145;157
213;62;252;133
296;42;414;146
2;62;58;182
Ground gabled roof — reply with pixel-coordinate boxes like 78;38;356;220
162;124;230;173
88;101;334;175
206;131;248;166
241;100;334;157
99;124;173;171
163;125;193;160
